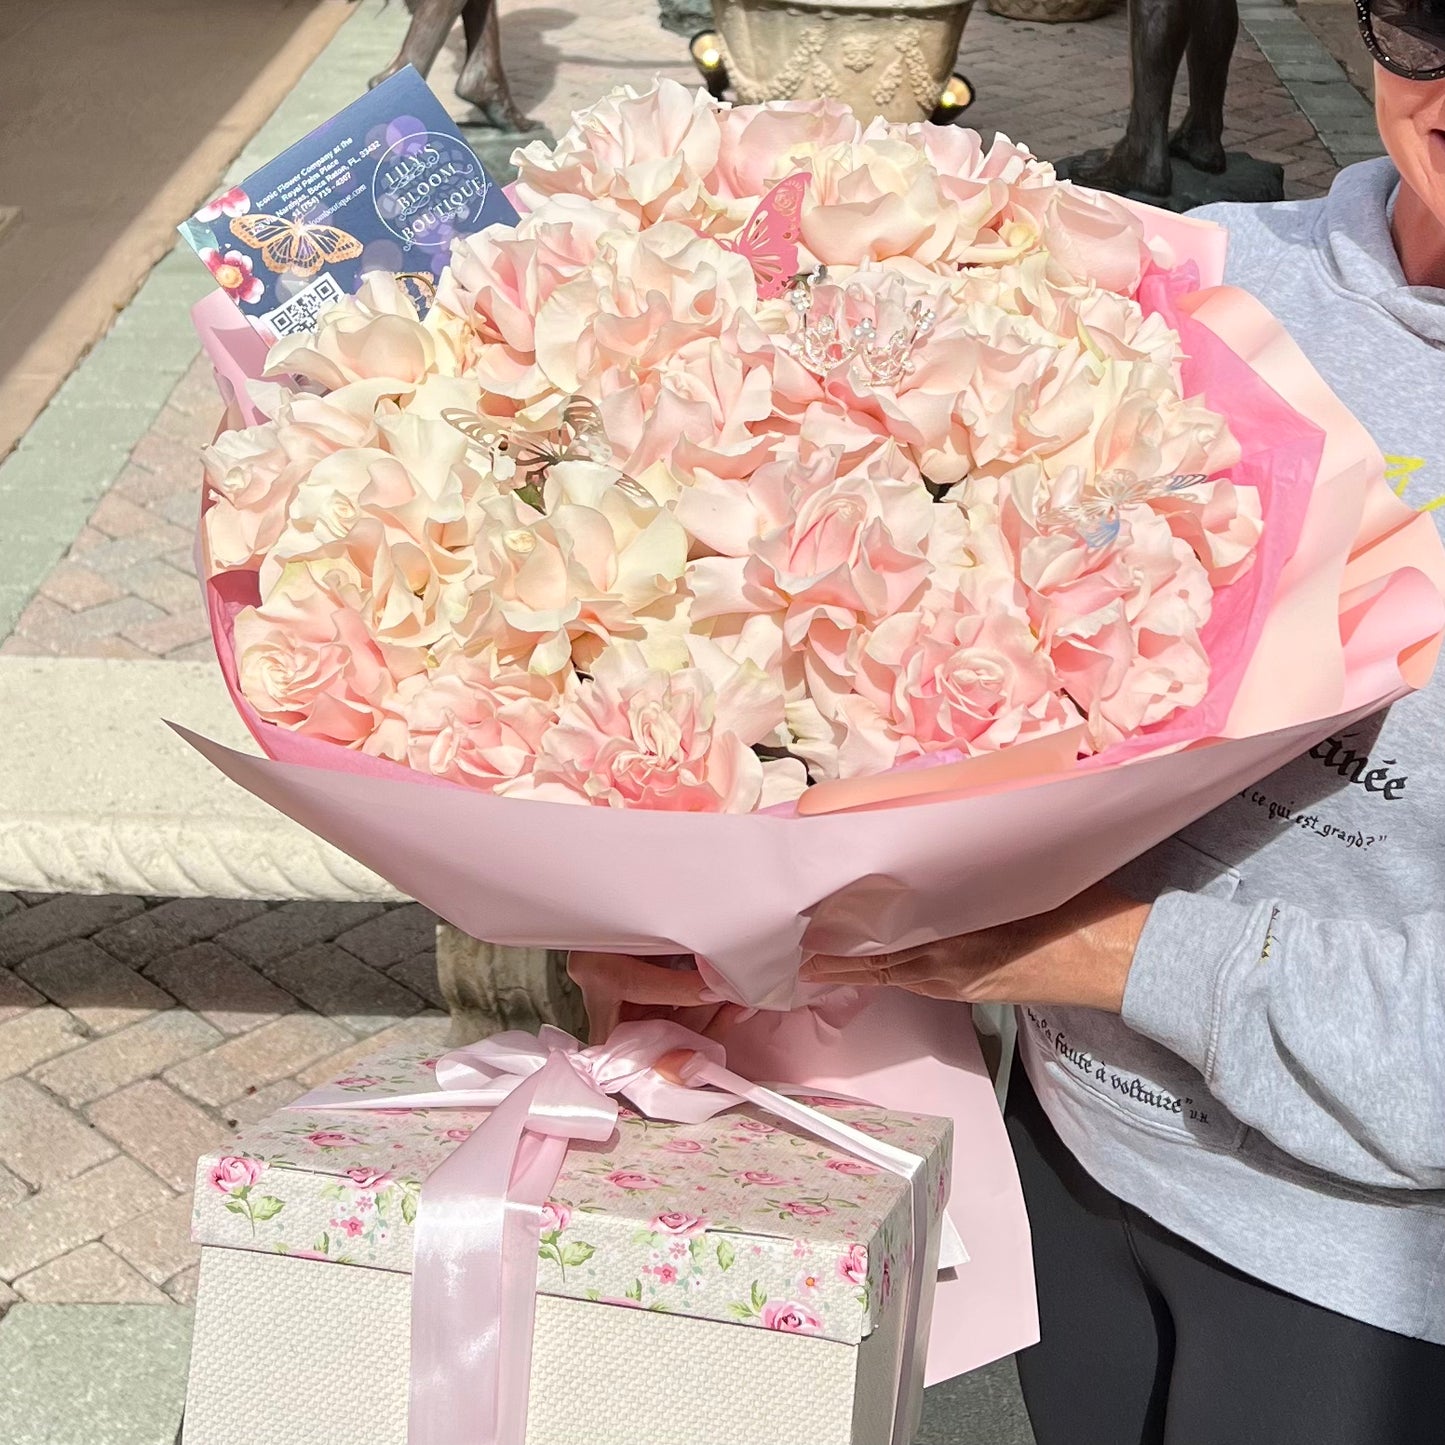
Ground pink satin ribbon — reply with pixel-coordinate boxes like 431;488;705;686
290;1022;932;1445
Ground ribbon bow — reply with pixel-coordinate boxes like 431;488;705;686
292;1022;932;1445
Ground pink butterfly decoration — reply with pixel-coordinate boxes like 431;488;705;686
723;173;808;300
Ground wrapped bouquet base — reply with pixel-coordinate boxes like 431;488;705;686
182;1031;952;1445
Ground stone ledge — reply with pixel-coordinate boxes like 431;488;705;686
0;658;402;904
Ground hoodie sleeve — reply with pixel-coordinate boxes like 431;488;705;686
1121;890;1445;1190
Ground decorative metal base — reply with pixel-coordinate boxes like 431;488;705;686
1054;149;1285;213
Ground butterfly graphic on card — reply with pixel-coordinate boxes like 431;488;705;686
722;173;809;300
1039;469;1209;550
228;214;364;277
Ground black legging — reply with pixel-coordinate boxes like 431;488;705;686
1006;1062;1445;1445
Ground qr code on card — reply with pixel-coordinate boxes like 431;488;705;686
260;274;346;339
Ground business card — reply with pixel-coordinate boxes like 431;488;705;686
179;66;515;340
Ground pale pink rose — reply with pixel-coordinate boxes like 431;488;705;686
661;1138;705;1154
825;1158;879;1177
762;1301;822;1333
738;1170;787;1187
232;588;415;749
202;387;396;576
306;1132;357;1148
733;1118;777;1135
1009;488;1216;746
209;1156;264;1194
1037;182;1151;294
819;605;1077;779
462;461;689;674
334;1075;383;1088
910;129;1053;267
607;1170;664;1191
782;1200;832;1219
687;445;936;685
443;1127;473;1143
709;100;862;205
346;1168;391;1190
533;223;758;405
778;268;1009;486
436;196;635;401
395;649;559;790
268;275;441;392
258;505;475;656
262;399;484;565
798;138;956;267
838;1242;869;1285
539;1202;572;1235
651;1211;707;1236
1153;478;1262;584
502;638;805;814
515;80;723;227
202;427;298;575
590;312;786;480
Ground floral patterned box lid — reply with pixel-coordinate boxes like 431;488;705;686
193;1045;953;1347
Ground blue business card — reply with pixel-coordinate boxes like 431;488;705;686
179;67;515;340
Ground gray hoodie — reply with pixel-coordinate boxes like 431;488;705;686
1019;158;1445;1342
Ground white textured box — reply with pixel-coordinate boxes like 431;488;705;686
184;1245;916;1445
183;1043;950;1444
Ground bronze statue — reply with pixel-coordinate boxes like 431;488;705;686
1068;0;1239;197
371;0;540;134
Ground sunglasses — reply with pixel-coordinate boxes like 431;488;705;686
1358;0;1445;81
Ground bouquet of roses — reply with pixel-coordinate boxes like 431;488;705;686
183;79;1445;1381
189;81;1444;1008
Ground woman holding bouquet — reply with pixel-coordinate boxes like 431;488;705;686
589;6;1445;1440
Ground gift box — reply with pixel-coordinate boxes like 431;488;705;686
182;1038;952;1445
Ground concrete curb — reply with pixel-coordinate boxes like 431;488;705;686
1239;0;1384;167
0;656;400;902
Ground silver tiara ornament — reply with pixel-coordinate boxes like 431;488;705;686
786;268;936;390
1038;468;1210;550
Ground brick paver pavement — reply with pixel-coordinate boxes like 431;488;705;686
0;892;444;1308
0;1;1354;1314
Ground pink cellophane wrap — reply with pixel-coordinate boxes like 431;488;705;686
181;203;1445;1384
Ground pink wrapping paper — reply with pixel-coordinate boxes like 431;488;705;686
178;251;1445;1002
718;988;1037;1384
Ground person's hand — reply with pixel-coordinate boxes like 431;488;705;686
567;951;753;1045
799;885;1150;1013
